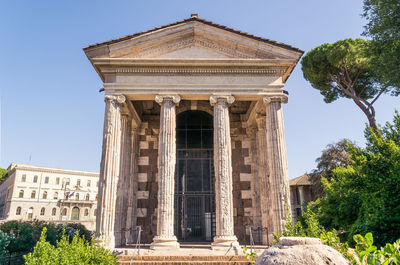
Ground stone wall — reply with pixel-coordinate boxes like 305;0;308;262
136;120;159;243
230;114;254;244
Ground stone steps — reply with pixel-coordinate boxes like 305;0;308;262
117;255;250;265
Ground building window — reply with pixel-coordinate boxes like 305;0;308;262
61;208;67;216
77;179;81;186
96;181;98;187
85;194;90;201
75;193;79;201
40;207;45;216
42;191;47;199
56;177;60;185
27;207;33;219
16;207;21;215
65;178;70;186
53;192;58;200
87;180;91;187
19;190;24;198
31;190;36;199
52;208;57;216
94;208;97;216
33;176;38;183
21;175;26;182
84;208;89;216
44;176;49;184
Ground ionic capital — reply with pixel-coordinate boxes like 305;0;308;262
209;95;235;106
263;95;288;105
105;94;126;104
155;94;181;105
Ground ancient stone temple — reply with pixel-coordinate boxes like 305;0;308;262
83;14;303;250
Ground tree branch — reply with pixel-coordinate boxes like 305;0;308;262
370;88;385;105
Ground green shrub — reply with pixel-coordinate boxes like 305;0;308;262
24;227;117;265
0;231;12;258
350;233;400;265
0;220;94;254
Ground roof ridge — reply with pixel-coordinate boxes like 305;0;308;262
83;16;304;54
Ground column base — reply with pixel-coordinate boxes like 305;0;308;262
95;234;115;249
211;235;241;251
150;235;180;250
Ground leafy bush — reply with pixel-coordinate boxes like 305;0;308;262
24;227;117;265
0;231;12;258
243;246;257;265
350;232;400;265
308;111;400;247
0;220;94;254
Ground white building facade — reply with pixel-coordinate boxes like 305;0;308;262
0;163;99;230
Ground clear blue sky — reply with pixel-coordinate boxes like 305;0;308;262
0;1;398;178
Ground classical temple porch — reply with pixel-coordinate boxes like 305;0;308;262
83;14;303;251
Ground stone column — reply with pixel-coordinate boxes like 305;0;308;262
114;113;131;247
150;95;181;250
263;96;291;235
125;128;138;244
96;94;126;249
298;186;305;210
255;115;271;245
210;95;240;251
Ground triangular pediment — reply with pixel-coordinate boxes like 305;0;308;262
84;16;303;60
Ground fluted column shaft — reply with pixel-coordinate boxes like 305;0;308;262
125;128;138;244
96;94;126;249
150;95;180;250
114;114;131;247
264;96;291;235
210;95;240;251
255;116;271;244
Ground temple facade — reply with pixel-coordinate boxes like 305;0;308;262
83;14;303;250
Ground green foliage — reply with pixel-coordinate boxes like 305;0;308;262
310;139;353;197
301;38;380;103
24;227;117;265
301;38;394;130
310;112;400;247
0;220;93;254
351;233;400;265
363;0;400;91
242;246;257;265
0;232;11;258
320;229;349;255
0;168;7;183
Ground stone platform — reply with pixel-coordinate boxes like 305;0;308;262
115;243;267;265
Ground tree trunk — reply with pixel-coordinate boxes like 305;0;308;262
351;97;380;132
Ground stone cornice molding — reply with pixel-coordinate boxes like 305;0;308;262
209;95;235;105
8;164;99;178
263;95;288;104
155;94;181;105
103;66;288;76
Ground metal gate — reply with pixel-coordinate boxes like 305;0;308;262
175;111;216;242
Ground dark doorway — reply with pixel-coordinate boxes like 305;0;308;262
175;111;216;242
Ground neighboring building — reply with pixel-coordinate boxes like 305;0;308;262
0;163;99;230
83;14;303;249
289;173;315;222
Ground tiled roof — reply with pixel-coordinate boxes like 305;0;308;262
289;173;312;186
83;14;304;54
